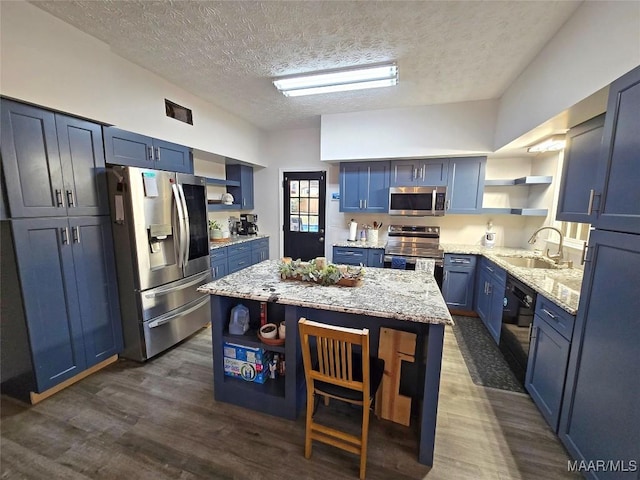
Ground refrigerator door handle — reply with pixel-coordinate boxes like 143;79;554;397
177;184;190;267
143;271;211;299
172;183;186;268
147;296;209;328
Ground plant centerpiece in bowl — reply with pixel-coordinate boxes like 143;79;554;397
278;257;365;287
209;220;223;240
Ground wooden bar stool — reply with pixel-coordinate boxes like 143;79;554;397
298;317;385;479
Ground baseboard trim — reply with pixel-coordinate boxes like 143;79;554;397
29;355;119;404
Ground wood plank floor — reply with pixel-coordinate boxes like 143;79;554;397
1;325;580;479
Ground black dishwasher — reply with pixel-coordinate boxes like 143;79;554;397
500;275;537;385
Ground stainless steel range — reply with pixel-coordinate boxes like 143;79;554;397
383;225;444;287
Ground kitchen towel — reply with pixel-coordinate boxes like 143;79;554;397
391;257;407;270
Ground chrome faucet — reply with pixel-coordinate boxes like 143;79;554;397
528;226;565;264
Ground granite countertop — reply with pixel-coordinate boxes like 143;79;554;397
198;259;453;326
440;244;583;315
210;234;269;251
333;239;387;249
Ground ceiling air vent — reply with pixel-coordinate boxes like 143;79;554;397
165;99;193;125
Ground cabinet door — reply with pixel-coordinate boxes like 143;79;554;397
389;160;419;187
333;246;367;265
475;269;491;325
211;259;228;279
339;163;364;212
364;162;390;212
103;126;154;168
556;114;604;223
486;278;504;344
418;159;449;186
526;314;570;431
367;248;384;268
227;164;254;210
227;253;252;274
443;266;474;311
0;100;65;218
593;65;640;234
446;157;485;214
11;218;86;391
558;229;640;473
69;216;123;366
56;115;109;216
154;139;193;174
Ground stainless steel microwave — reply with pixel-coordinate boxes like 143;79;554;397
388;186;447;216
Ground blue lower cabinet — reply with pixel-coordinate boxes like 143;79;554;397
333;246;368;266
251;238;269;264
210;238;269;279
228;253;252;274
526;310;572;431
474;258;505;343
2;216;122;396
210;246;228;279
443;254;476;311
367;248;385;268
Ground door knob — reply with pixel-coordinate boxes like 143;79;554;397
319;237;324;242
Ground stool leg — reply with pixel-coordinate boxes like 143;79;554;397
305;392;314;458
359;401;371;479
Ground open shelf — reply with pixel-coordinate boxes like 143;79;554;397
206;177;241;187
208;203;241;211
482;207;548;216
484;175;552;186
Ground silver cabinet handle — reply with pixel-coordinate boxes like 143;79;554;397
446;199;450;210
421;166;425;180
443;270;447;281
581;241;589;265
55;189;64;207
72;226;80;243
412;168;418;181
148;146;154;161
61;227;69;245
66;190;75;208
542;308;557;320
487;283;492;294
587;189;595;215
363;199;367;209
155;147;160;161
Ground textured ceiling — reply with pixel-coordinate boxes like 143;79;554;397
30;0;581;131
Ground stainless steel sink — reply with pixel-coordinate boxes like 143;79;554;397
499;257;557;269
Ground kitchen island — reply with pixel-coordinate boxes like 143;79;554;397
198;259;453;466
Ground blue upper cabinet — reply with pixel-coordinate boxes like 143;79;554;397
0;100;109;219
226;164;254;210
556;114;605;224
593;65;640;235
390;158;448;187
446;157;486;214
339;161;390;213
103;126;193;174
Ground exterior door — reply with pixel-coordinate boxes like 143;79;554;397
283;171;326;261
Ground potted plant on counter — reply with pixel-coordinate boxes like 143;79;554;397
209;220;223;240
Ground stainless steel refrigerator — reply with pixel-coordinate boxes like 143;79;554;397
107;166;211;361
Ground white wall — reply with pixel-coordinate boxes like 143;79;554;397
320;100;498;161
494;1;640;150
254;128;329;260
0;1;265;165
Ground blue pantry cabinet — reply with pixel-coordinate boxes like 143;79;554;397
339;161;390;213
557;66;640;479
1;98;123;401
103;126;193;174
1;100;109;218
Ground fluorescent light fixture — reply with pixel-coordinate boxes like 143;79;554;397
273;63;398;97
527;135;566;153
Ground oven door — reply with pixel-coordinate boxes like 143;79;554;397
389;186;446;216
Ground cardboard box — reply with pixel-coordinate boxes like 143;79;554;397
224;356;270;384
223;342;268;364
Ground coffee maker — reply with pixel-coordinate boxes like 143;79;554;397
239;214;258;236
